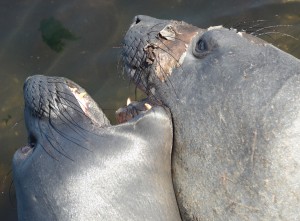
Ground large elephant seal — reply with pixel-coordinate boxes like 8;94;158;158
13;75;181;221
122;15;300;220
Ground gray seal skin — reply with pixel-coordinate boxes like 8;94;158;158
13;75;181;221
122;15;300;220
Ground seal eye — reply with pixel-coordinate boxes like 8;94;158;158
196;39;207;52
193;38;211;58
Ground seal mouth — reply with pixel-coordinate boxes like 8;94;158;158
18;75;111;160
17;75;158;161
115;97;162;124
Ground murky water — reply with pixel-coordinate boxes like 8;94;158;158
0;0;299;219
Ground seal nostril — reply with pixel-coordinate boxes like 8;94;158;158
135;16;141;24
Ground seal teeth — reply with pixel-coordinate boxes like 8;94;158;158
144;103;152;110
68;86;89;114
127;97;132;105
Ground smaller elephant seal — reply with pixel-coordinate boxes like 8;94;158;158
122;15;300;221
13;75;181;221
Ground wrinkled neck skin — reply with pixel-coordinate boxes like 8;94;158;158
13;75;181;221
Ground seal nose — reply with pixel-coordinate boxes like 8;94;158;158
131;15;157;27
133;15;141;24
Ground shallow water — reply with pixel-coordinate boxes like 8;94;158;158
0;0;299;219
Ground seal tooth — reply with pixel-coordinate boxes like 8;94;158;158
69;86;88;114
144;103;152;110
127;97;132;106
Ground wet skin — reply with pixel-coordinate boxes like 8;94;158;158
122;15;300;221
13;75;181;221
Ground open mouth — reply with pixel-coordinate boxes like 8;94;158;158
17;75;164;161
17;75;113;159
115;97;161;124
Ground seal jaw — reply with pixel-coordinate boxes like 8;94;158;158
24;75;110;128
17;75;166;163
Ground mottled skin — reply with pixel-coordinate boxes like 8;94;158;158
122;15;300;221
13;75;181;221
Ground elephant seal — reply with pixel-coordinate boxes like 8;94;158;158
13;75;181;221
122;15;300;220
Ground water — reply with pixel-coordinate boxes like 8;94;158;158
0;0;299;220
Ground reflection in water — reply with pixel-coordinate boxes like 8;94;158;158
39;17;78;52
0;0;299;220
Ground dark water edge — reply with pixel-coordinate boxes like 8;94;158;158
0;0;299;220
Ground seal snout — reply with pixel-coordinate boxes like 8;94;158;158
122;15;200;97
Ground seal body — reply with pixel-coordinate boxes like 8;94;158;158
122;15;300;221
13;75;181;221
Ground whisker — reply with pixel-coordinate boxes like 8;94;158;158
255;31;298;40
44;126;74;161
251;24;294;35
48;106;87;144
37;119;58;161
